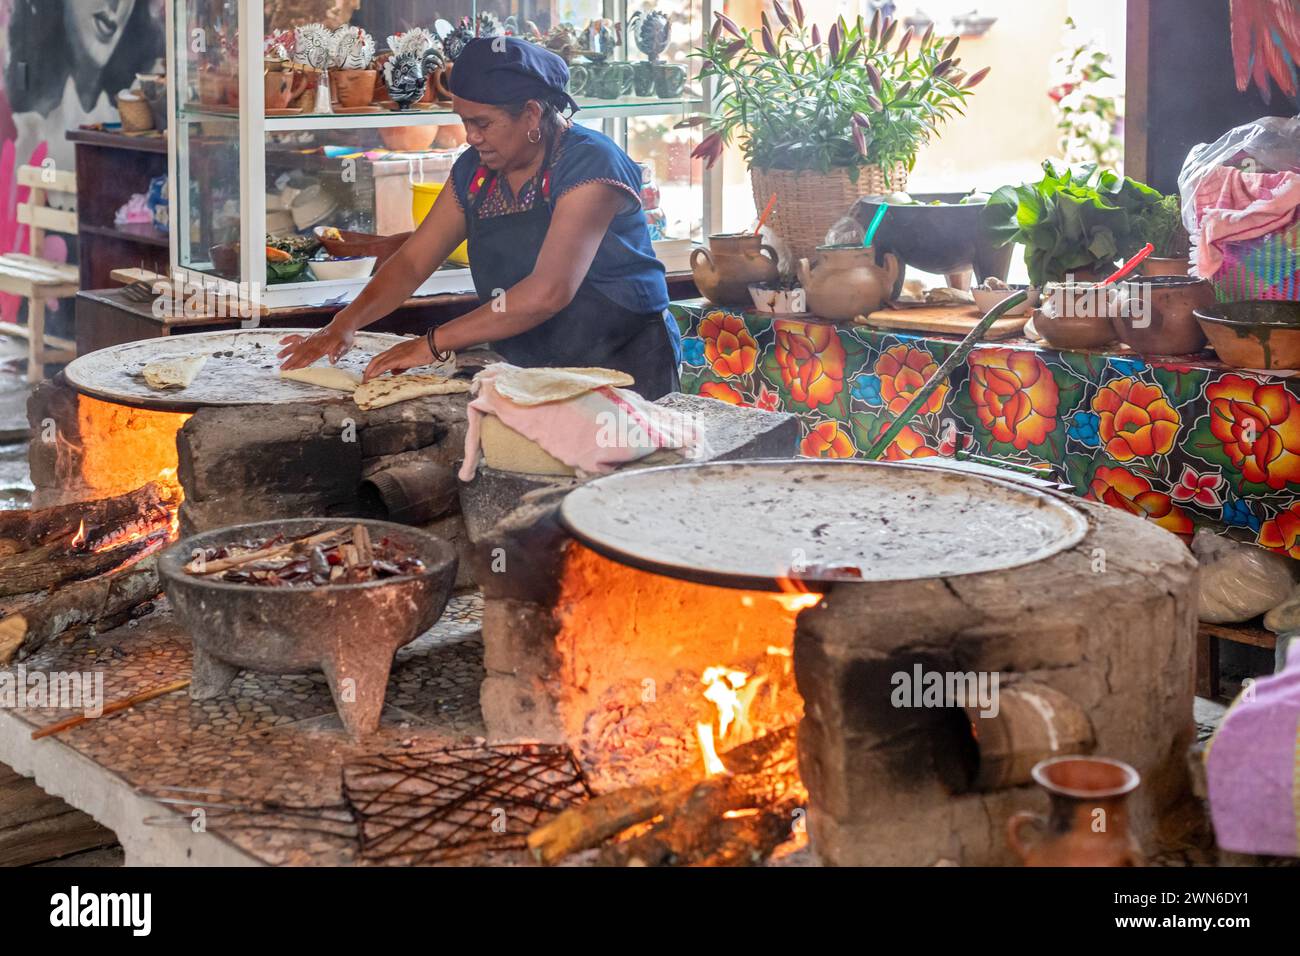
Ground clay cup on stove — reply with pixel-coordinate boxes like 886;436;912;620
332;68;378;108
1034;282;1119;350
691;232;779;307
798;244;901;322
1007;755;1142;866
1111;275;1214;355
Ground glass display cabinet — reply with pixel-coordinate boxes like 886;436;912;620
166;0;714;310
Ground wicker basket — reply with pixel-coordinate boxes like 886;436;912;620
116;91;154;132
750;163;907;267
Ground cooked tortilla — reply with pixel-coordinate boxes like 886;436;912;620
279;366;362;392
488;365;634;406
141;355;207;390
353;373;470;410
479;414;576;476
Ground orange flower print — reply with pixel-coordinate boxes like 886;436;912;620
698;310;758;378
967;349;1060;450
1091;377;1180;462
801;420;857;458
1259;503;1300;558
775;320;847;410
874;344;948;415
699;381;744;405
1205;375;1300;490
1087;466;1194;541
877;423;939;462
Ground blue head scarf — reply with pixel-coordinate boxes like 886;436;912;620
448;37;580;115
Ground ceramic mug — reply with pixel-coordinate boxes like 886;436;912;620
632;61;656;97
430;63;455;102
590;62;634;99
653;63;687;98
265;70;309;111
568;64;589;97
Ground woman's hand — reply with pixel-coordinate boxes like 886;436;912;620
363;335;434;382
278;320;356;370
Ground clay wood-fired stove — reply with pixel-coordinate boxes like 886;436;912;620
471;459;1198;866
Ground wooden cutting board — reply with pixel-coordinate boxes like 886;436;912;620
855;304;1028;340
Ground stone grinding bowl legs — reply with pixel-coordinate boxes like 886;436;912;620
159;518;458;739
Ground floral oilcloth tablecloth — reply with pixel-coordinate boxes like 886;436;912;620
670;298;1300;557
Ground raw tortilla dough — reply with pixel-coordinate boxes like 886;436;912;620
141;355;208;390
279;366;362;392
353;373;470;410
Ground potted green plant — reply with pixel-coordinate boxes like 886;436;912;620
1134;193;1191;276
689;5;988;264
983;161;1165;287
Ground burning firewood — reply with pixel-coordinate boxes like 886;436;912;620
527;725;800;866
0;482;171;551
0;530;166;599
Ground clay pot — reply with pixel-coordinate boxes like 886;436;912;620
798;244;901;322
198;69;226;106
690;233;779;307
1007;756;1142;866
1033;282;1119;350
1111;275;1214;355
430;64;454;102
222;72;240;107
1194;300;1300;369
265;70;309;111
380;125;437;152
332;69;378;108
433;123;467;149
1140;256;1190;277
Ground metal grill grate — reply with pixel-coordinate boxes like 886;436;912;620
342;743;592;865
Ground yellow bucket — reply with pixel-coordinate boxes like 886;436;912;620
412;182;469;266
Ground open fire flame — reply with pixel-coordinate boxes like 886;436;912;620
697;664;770;776
68;466;183;557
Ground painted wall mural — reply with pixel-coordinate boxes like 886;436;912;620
0;0;165;325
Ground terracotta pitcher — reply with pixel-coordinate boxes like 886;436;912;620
691;233;779;307
798;244;901;322
1007;756;1143;866
265;69;309;111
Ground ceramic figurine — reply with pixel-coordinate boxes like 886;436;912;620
387;28;441;59
629;10;671;61
332;25;375;71
439;17;477;62
384;46;442;110
579;18;621;63
292;22;333;71
476;11;504;38
544;23;580;62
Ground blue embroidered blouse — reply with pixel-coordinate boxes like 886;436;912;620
450;124;671;316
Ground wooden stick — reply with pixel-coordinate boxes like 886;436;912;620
185;527;349;575
31;679;191;740
0;532;163;599
0;482;169;550
353;524;373;565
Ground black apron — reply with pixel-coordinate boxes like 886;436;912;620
464;151;680;401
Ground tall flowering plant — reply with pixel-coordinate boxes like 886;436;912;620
688;5;988;177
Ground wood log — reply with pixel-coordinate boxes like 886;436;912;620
528;725;797;864
0;764;117;866
0;558;162;665
0;530;165;600
0;482;169;551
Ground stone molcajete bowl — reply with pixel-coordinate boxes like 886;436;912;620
159;518;458;739
849;193;1014;296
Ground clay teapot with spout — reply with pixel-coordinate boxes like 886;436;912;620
798;244;901;322
1007;756;1143;866
691;233;779;307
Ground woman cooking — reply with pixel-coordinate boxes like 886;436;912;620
279;37;681;400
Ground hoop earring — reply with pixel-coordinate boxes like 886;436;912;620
527;128;542;144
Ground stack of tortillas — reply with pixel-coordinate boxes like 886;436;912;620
473;366;636;477
141;355;208;390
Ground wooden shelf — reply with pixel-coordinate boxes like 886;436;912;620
79;222;168;248
66;127;167;154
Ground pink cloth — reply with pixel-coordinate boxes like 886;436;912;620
1193;165;1300;278
458;365;705;481
1204;641;1300;858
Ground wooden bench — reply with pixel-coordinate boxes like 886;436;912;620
1196;621;1278;700
0;165;79;381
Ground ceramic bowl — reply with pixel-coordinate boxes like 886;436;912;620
290;184;338;231
310;256;377;281
1195;300;1300;369
749;283;806;315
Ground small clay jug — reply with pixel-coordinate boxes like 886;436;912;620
691;233;779;307
265;69;309;111
1007;756;1143;867
798;244;901;322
